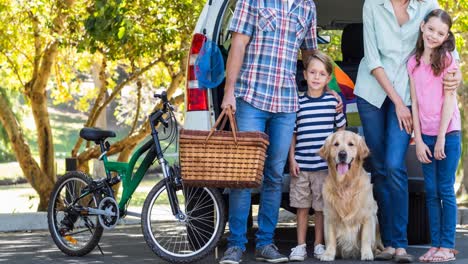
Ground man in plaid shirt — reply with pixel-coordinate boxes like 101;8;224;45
220;1;319;263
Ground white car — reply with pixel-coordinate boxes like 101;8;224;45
183;0;428;244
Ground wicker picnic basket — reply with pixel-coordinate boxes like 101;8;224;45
179;106;269;188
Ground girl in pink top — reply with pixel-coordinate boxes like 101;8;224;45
407;9;460;263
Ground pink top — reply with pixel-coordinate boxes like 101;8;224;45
407;54;460;136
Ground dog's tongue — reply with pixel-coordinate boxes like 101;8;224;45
337;163;349;175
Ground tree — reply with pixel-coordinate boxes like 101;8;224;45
438;0;468;196
0;0;203;210
0;0;77;210
71;0;202;171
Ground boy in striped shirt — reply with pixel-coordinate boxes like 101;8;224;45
289;50;346;261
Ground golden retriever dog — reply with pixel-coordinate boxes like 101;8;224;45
318;130;383;261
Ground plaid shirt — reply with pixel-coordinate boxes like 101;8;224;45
230;0;317;113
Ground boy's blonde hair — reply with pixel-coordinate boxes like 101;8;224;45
303;50;334;76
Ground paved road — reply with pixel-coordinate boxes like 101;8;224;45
1;224;467;263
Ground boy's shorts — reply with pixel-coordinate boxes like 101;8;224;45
289;170;328;211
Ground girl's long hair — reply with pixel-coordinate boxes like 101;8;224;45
414;9;455;76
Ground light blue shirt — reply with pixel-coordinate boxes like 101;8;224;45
355;0;439;108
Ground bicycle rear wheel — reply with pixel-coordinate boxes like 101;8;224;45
47;171;104;256
142;179;225;263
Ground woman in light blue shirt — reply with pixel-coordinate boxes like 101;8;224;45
354;0;461;262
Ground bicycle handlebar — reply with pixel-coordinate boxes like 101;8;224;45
152;91;174;128
154;91;168;104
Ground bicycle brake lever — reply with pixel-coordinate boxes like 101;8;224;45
160;117;169;128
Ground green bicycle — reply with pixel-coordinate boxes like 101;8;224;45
47;92;226;263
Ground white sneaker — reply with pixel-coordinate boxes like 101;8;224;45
289;244;307;261
314;244;325;258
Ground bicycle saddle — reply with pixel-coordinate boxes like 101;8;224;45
79;127;116;142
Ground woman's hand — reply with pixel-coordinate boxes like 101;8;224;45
289;159;300;177
443;68;461;92
395;103;412;134
434;136;446;160
415;141;432;164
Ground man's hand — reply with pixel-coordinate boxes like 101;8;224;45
443;68;461;91
326;89;344;113
221;91;236;112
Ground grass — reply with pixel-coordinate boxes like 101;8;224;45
0;175;164;214
346;112;361;127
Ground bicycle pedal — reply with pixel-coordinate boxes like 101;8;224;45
64;235;78;245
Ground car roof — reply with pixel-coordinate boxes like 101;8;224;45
315;0;364;29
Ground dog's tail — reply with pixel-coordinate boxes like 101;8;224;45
374;216;384;252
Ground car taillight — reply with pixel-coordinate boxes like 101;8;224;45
186;33;208;111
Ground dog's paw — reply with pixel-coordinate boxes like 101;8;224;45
319;252;336;262
360;248;374;261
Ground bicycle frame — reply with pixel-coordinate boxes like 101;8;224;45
99;105;180;215
101;139;157;211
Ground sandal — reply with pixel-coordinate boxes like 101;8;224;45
394;253;415;263
394;248;414;263
428;248;458;263
419;247;438;262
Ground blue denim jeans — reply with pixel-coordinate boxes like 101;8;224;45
422;132;461;249
227;99;295;250
357;96;411;249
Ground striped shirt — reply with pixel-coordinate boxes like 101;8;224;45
229;0;317;113
294;93;346;171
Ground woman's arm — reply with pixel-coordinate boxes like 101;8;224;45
362;1;412;133
434;88;457;160
371;68;412;134
409;77;432;163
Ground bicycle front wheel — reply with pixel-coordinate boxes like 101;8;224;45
47;171;104;256
142;179;225;263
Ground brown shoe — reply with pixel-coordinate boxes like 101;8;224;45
375;251;394;261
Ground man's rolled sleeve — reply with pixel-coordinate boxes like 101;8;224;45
363;1;383;72
229;0;255;36
300;5;317;50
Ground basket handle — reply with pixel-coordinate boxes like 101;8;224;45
205;105;238;144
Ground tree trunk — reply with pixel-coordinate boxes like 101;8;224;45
0;96;54;211
25;39;60;185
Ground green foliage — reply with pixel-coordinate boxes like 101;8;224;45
318;30;343;61
81;0;203;124
0;0;204;166
83;0;202;61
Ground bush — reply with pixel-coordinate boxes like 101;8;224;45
0;146;15;162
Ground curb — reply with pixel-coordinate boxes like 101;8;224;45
458;208;468;226
1;208;467;232
0;212;140;232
